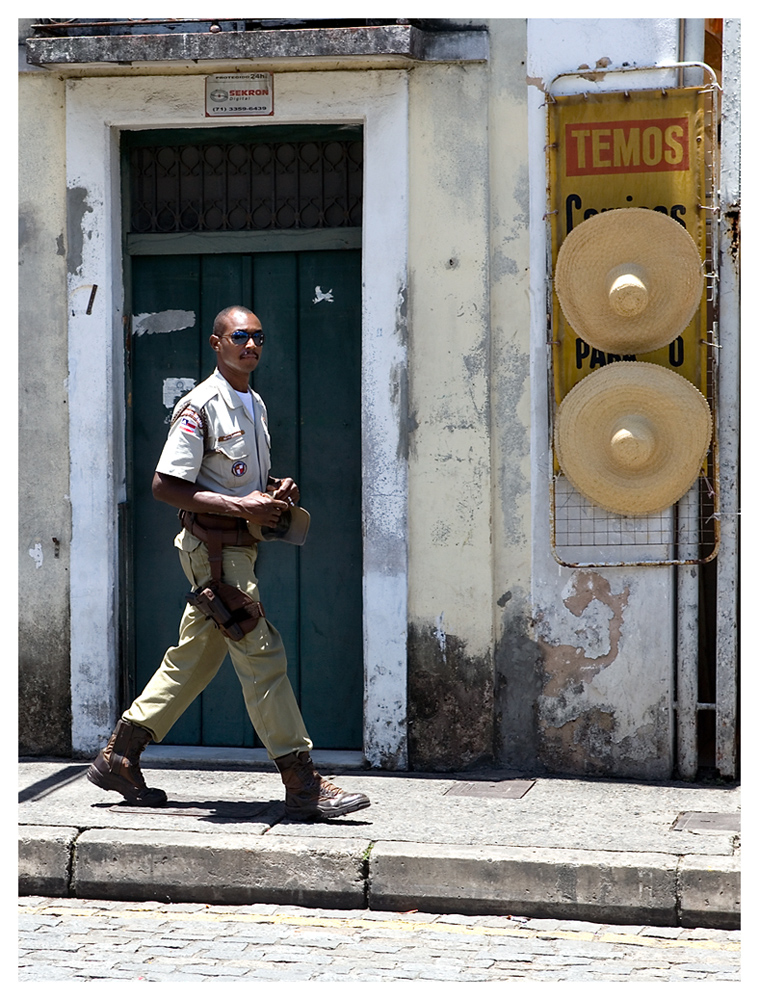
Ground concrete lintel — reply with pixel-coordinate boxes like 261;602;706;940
26;26;488;67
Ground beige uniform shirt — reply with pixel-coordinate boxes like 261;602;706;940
156;369;271;497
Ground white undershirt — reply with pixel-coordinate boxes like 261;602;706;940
235;388;255;423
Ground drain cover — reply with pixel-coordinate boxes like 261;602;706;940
444;779;535;800
671;811;740;832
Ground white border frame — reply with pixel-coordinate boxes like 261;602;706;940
66;71;409;766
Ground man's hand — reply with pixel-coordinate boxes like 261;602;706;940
237;490;289;528
266;476;300;504
152;472;288;528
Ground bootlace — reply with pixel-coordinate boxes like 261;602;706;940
316;776;344;798
291;758;343;799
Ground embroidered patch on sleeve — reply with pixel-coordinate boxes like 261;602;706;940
176;406;203;437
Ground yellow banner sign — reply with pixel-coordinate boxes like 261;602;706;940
548;87;710;403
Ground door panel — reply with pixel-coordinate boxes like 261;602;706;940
131;254;204;745
254;251;363;749
128;250;362;749
297;251;362;749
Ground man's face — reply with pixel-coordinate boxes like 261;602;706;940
211;309;264;381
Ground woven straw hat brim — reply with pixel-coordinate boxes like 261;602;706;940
554;208;704;355
247;506;310;545
554;362;712;516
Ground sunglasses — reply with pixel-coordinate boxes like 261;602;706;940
228;329;265;346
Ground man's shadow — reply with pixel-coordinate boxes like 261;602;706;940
92;798;372;826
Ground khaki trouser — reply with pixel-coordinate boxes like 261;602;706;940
124;530;313;759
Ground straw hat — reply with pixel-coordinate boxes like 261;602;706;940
554;208;704;354
247;505;310;545
554;362;712;516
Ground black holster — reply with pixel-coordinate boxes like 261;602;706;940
186;581;265;641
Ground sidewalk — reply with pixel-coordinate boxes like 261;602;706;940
18;750;740;930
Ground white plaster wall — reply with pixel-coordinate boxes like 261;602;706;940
527;19;682;777
486;21;535;767
405;22;534;769
404;58;495;766
407;61;492;650
18;69;73;753
64;72;410;763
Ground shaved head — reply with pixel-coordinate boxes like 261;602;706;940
212;306;255;339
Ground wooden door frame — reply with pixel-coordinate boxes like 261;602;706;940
65;71;409;768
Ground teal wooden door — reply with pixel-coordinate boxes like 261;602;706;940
128;250;363;749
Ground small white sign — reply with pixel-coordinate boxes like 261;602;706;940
205;73;274;117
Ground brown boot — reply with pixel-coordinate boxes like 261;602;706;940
275;751;370;821
87;719;167;807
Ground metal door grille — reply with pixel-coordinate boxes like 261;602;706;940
127;133;363;234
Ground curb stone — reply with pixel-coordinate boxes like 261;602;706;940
19;825;79;897
19;827;741;929
368;842;681;926
678;853;741;930
71;829;370;909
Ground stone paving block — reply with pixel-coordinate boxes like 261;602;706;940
73;829;370;908
678;854;740;930
639;925;687;938
165;963;240;977
18;825;78;897
370;841;679;925
19;964;81;981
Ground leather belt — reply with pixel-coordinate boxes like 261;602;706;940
179;510;257;583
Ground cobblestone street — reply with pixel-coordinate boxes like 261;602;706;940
19;896;740;982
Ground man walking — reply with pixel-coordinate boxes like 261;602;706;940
88;305;370;821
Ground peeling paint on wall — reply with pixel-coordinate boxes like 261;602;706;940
133;310;196;336
432;612;447;663
28;542;44;569
540;572;629;697
534;569;670;777
576;56;612;82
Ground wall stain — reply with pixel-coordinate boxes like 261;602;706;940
540;705;666;779
540;710;616;775
66;185;94;276
408;621;494;771
494;592;546;772
394;282;410;463
19;206;35;251
724;206;740;264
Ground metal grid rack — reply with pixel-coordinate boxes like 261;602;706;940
551;472;719;568
545;63;722;568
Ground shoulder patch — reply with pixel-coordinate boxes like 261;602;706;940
175;405;204;438
169;374;221;440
